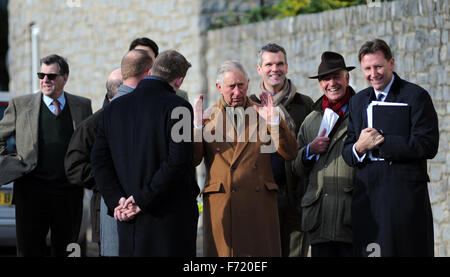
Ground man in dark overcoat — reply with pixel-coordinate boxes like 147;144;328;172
91;50;199;257
342;39;439;257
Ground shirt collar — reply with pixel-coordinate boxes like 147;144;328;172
145;75;166;82
374;74;395;98
42;91;66;109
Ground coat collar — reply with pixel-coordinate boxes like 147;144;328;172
204;96;259;166
26;91;84;138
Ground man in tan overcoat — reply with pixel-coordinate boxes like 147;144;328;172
193;60;298;257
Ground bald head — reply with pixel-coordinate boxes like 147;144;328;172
121;49;153;81
106;68;122;100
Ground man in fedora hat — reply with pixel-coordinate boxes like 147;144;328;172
292;51;356;257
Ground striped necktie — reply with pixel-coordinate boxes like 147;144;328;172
53;100;61;116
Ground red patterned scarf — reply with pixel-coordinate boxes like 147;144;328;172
321;87;352;118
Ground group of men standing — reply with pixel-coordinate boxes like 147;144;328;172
0;37;439;257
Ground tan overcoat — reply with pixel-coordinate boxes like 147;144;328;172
194;97;298;257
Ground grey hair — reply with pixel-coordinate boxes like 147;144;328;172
216;60;249;86
257;43;287;66
105;68;123;100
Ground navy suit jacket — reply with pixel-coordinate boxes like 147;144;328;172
342;72;439;181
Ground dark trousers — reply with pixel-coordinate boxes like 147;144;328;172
311;242;353;257
14;180;83;257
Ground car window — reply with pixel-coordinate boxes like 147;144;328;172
0;103;6;120
0;101;16;153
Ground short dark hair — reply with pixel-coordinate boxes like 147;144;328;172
258;43;287;66
129;37;159;57
358;38;393;62
121;49;153;80
40;54;69;75
151;50;191;83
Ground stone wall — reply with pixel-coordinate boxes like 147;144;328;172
7;0;449;256
8;0;208;109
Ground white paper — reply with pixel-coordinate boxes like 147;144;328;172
314;108;339;161
318;108;340;137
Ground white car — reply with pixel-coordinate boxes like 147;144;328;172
0;92;90;255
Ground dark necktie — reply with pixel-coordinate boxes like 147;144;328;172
53;100;61;116
377;93;385;102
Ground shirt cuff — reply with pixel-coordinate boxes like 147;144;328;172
305;144;317;160
193;122;204;129
352;143;365;163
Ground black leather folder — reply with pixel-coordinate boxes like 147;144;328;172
372;105;410;136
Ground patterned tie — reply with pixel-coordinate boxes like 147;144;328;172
53;100;61;116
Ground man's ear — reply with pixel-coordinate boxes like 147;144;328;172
174;77;184;90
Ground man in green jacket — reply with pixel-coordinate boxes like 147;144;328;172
292;51;356;257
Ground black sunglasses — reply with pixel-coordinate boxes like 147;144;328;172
37;72;62;80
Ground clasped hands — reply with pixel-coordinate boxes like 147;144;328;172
114;195;142;222
355;128;385;155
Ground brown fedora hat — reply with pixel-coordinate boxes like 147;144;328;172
309;51;355;79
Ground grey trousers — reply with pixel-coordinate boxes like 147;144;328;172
100;197;119;256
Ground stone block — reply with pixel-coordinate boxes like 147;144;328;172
436;244;447;257
429;181;446;204
440;45;448;64
443;224;450;241
444;86;450;101
429;29;441;46
442;30;449;44
424;48;439;66
433;203;445;223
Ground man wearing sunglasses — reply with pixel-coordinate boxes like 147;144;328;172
0;54;92;256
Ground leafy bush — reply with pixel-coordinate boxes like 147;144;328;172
208;0;393;30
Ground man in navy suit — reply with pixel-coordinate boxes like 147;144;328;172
91;50;199;257
342;39;439;257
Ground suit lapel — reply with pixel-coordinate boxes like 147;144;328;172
326;115;348;157
25;92;42;148
384;73;401;103
203;104;235;165
230;99;258;167
65;92;82;129
361;89;375;128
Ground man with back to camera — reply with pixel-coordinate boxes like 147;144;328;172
342;39;439;257
66;49;153;256
64;67;122;256
91;50;199;256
